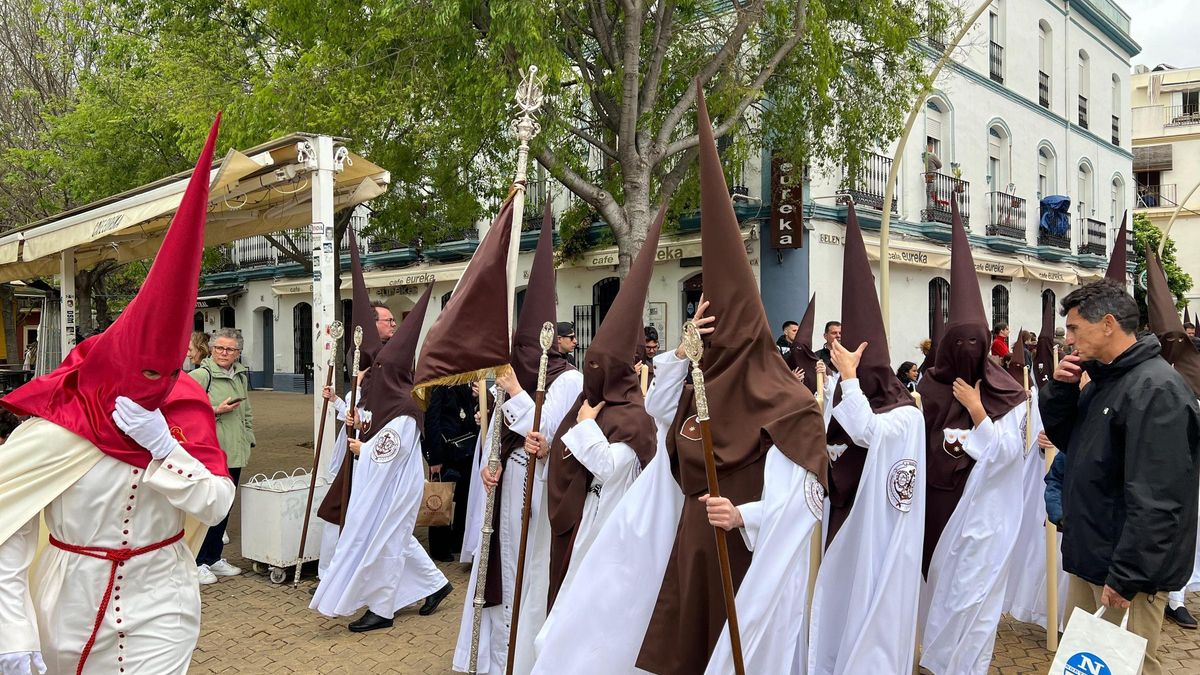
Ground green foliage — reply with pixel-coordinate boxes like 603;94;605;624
1132;212;1192;326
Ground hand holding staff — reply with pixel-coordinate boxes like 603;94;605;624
506;322;555;673
331;326;365;534
682;320;746;675
294;320;343;586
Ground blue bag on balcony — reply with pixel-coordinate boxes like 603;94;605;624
1039;195;1071;236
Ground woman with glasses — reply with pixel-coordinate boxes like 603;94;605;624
188;327;256;585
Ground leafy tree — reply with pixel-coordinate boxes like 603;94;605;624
1132;211;1193;327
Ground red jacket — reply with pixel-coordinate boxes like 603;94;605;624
991;335;1010;357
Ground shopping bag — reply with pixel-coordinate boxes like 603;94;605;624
1048;606;1147;675
416;477;455;527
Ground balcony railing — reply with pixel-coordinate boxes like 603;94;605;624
1078;216;1107;256
1078;95;1089;129
1165;104;1200;126
989;42;1004;84
842;152;897;213
985;192;1026;241
922;172;970;227
524;179;551;230
1038;71;1050;108
1111;115;1120;145
1137;183;1177;208
1037;229;1070;249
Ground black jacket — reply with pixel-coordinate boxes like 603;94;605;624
1039;335;1200;599
423;384;479;467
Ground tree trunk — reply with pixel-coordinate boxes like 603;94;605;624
0;285;17;364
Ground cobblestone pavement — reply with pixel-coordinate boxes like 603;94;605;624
192;391;1200;674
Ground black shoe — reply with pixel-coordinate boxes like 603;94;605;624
420;582;454;616
1166;605;1198;629
348;609;394;632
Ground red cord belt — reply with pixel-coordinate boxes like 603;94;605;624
49;529;185;675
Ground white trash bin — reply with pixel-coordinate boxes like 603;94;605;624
240;469;329;584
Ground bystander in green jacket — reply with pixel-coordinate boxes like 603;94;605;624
188;356;256;468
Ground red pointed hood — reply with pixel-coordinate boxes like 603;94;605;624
1105;213;1128;285
3;116;229;476
347;225;383;370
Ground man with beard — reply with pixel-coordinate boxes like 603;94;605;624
918;199;1027;675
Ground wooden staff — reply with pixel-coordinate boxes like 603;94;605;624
1045;346;1060;651
640;358;650;395
808;368;827;605
333;327;365;530
293;321;343;586
477;378;489;462
469;385;508;674
682;321;745;675
506;322;556;673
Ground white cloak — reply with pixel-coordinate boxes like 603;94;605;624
521;419;641;670
310;416;448;617
919;405;1025;675
1001;388;1069;631
807;378;925;675
0;418;234;675
532;351;821;675
317;386;361;579
451;371;583;674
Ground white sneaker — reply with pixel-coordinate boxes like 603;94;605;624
208;559;242;577
222;532;230;545
197;564;218;585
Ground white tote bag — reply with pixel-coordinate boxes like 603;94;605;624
1048;606;1148;675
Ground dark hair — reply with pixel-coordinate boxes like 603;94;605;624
823;321;841;333
1060;279;1138;334
992;322;1008;336
644;326;659;342
782;320;798;331
0;410;20;439
896;361;917;382
1187;323;1196;330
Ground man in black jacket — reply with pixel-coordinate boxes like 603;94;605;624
423;383;479;562
1040;280;1200;675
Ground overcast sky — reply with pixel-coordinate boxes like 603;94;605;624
1120;0;1196;69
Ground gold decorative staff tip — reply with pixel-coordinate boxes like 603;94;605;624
681;320;704;365
539;321;555;351
329;320;344;341
353;325;363;346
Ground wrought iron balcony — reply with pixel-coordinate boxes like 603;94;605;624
1111;115;1120;145
922;172;970;227
1137;184;1176;208
1038;230;1070;249
1078;216;1106;256
1165;104;1200;126
1039;71;1050;108
524;179;551;230
1078;95;1089;129
985;192;1026;241
989;42;1004;84
842;152;897;213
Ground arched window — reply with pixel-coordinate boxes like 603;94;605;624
593;277;621;324
683;273;703;321
1037;144;1057;198
988;2;1005;83
924;98;950;170
987;124;1012;192
293;302;313;374
220;306;236;329
929;277;950;338
514;288;527;319
1111;175;1125;227
194;311;204;332
1078;161;1094;216
441;291;453;309
1038;21;1052;108
1111;74;1122;145
1041;289;1056;331
991;285;1010;329
1078;50;1091;129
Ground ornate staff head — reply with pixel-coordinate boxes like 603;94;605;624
537;321;554;393
326;320;344;366
682;320;710;422
350;325;364;376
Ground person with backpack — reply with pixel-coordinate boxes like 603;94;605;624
188;327;256;584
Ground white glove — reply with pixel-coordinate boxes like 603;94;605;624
112;396;178;460
0;652;46;675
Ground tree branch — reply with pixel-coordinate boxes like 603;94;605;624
618;6;646;160
567;123;619;161
587;0;619;69
638;0;676;118
535;147;626;232
657;145;699;205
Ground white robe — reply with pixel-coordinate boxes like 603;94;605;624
806;378;925;675
523;420;641;670
919;406;1025;675
532;351;821;675
0;419;235;675
311;416;447;618
451;371;583;674
1002;388;1069;631
317;387;361;579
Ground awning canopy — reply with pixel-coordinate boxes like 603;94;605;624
0;134;390;283
196;285;246;307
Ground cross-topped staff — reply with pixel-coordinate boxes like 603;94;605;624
294;320;343;586
506;321;555;672
469;63;546;675
682;320;746;675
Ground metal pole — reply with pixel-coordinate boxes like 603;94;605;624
59;249;76;355
877;0;996;337
1159;178;1200;255
310;136;342;481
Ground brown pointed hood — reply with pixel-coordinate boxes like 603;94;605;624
1006;326;1028;386
1033;292;1056;387
1146;245;1200;397
664;83;828;490
412;195;517;405
543;205;663;609
360;285;433;438
1105;213;1129;284
785;293;821;393
823;202;915;545
3;115;229;478
347;226;384;371
917;196;1025;575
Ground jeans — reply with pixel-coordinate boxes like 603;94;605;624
196;467;242;566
